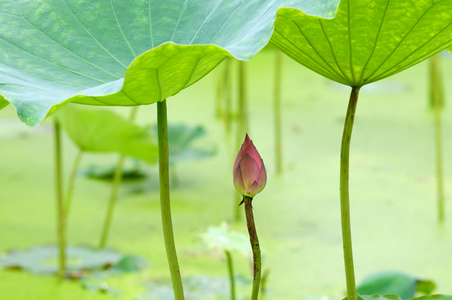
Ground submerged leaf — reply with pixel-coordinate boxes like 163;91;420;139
272;0;452;87
0;0;339;126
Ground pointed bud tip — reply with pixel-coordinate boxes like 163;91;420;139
233;133;266;198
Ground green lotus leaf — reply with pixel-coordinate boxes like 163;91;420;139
152;123;214;164
0;0;339;126
0;96;7;110
410;296;452;300
357;271;436;300
57;105;158;164
79;163;147;181
272;0;452;87
0;245;121;275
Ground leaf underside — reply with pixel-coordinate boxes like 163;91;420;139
0;0;339;126
271;0;452;87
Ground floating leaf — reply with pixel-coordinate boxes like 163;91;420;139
272;0;452;87
57;105;158;164
357;271;417;300
0;0;339;126
0;245;121;275
355;271;437;300
416;280;436;296
79;162;147;182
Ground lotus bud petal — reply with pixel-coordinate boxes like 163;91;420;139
233;134;267;198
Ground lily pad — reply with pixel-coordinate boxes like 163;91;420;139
0;245;121;275
0;0;339;126
57;105;158;164
79;162;148;182
272;0;452;87
357;271;436;300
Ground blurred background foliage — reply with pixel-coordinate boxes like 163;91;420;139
1;49;452;299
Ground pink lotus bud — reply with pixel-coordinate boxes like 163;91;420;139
233;134;267;198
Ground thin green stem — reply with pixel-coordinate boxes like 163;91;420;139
340;86;360;300
98;154;126;249
259;269;270;300
157;100;185;300
235;62;248;222
274;50;283;174
429;54;444;109
65;149;83;217
216;58;231;120
430;54;445;224
215;63;223;119
434;99;445;224
225;250;236;300
98;107;139;249
224;59;232;137
243;196;261;300
236;60;248;141
54;119;66;278
216;59;237;223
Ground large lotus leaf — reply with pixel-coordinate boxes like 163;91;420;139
57;105;158;164
271;0;452;87
0;0;339;126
